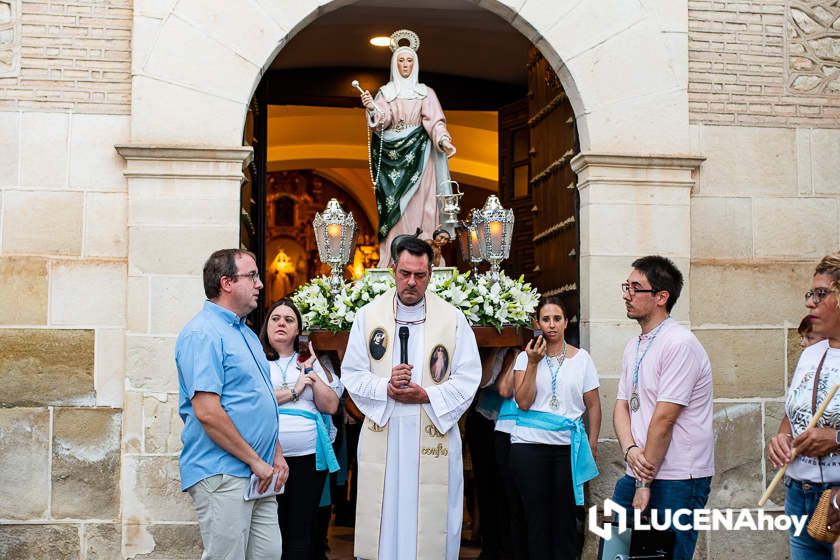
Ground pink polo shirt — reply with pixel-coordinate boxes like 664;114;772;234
616;319;715;480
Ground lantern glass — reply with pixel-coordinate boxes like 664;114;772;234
473;195;514;282
313;198;358;292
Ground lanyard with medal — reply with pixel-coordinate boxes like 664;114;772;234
630;317;670;412
546;340;567;411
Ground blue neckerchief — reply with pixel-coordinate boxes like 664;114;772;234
277;408;340;473
498;398;518;422
514;409;599;505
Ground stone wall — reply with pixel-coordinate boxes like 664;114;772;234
0;108;129;557
688;0;840;126
0;0;131;113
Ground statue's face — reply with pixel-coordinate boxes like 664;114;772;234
396;53;414;78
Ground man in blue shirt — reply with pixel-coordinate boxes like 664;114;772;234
176;249;287;559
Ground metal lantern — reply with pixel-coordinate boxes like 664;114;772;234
436;180;464;227
455;212;483;275
313;198;358;293
473;195;514;282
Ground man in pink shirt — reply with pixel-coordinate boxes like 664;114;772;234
612;255;714;560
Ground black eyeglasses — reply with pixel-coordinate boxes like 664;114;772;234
805;288;833;305
621;283;658;296
230;270;261;284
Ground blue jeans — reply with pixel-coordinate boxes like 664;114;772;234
611;474;711;560
785;477;838;560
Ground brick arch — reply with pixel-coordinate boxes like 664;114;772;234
130;0;689;153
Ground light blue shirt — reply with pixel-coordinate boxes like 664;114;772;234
176;300;278;491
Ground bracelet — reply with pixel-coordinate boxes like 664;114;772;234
635;479;650;489
290;389;299;403
304;367;313;374
623;444;638;462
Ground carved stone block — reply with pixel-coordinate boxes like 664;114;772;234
52;408;121;519
0;328;95;407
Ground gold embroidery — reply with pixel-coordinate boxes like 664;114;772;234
424;423;446;439
421;443;448;458
368;420;384;432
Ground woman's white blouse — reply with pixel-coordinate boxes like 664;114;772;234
270;356;343;457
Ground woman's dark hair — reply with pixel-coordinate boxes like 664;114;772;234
631;255;684;312
798;315;813;336
258;298;303;361
535;296;571;321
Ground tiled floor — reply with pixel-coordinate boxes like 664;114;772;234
326;521;482;559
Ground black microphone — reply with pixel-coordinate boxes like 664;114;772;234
399;326;409;365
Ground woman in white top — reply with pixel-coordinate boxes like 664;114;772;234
767;253;840;560
258;298;343;560
509;296;601;560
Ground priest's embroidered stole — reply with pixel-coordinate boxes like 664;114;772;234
355;288;457;560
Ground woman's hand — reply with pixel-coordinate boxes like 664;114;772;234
440;138;456;158
792;427;839;459
301;341;317;370
767;430;795;468
525;336;545;365
361;90;375;110
293;369;314;394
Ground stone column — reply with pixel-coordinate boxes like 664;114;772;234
570;152;703;501
115;145;252;556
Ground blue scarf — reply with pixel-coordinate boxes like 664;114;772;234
498;398;518;423
514;409;599;505
277;408;340;473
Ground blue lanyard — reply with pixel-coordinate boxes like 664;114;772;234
545;341;567;400
632;317;670;390
277;353;297;387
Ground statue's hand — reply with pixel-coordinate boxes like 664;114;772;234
361;90;375;110
440;138;456;159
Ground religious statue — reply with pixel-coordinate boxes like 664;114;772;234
356;29;457;267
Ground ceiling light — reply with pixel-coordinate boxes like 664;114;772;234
370;36;390;47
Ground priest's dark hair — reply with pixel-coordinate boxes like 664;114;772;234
258;297;303;361
392;234;434;266
631;255;684;312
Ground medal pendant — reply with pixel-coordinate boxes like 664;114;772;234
550;395;560;410
630;392;640;412
281;383;288;390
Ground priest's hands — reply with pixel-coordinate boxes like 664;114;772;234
388;382;430;404
390;364;412;388
388;364;430;403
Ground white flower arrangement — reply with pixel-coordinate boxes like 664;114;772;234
291;270;539;333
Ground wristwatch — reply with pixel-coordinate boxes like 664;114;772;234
635;479;650;489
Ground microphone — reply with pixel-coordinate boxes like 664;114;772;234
399;326;409;365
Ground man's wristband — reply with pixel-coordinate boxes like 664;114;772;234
624;444;638;462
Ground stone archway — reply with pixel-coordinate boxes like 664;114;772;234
117;1;699;555
129;0;689;153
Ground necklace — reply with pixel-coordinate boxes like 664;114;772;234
394;295;426;325
630;317;670;412
366;107;386;188
544;340;567;410
277;352;297;390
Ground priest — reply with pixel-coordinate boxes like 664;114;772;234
342;235;481;560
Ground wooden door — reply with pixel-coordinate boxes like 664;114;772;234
526;47;580;339
498;98;535;285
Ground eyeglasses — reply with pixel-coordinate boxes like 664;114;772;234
805;288;833;305
621;283;658;296
230;270;261;284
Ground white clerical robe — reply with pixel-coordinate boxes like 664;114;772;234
342;296;481;560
